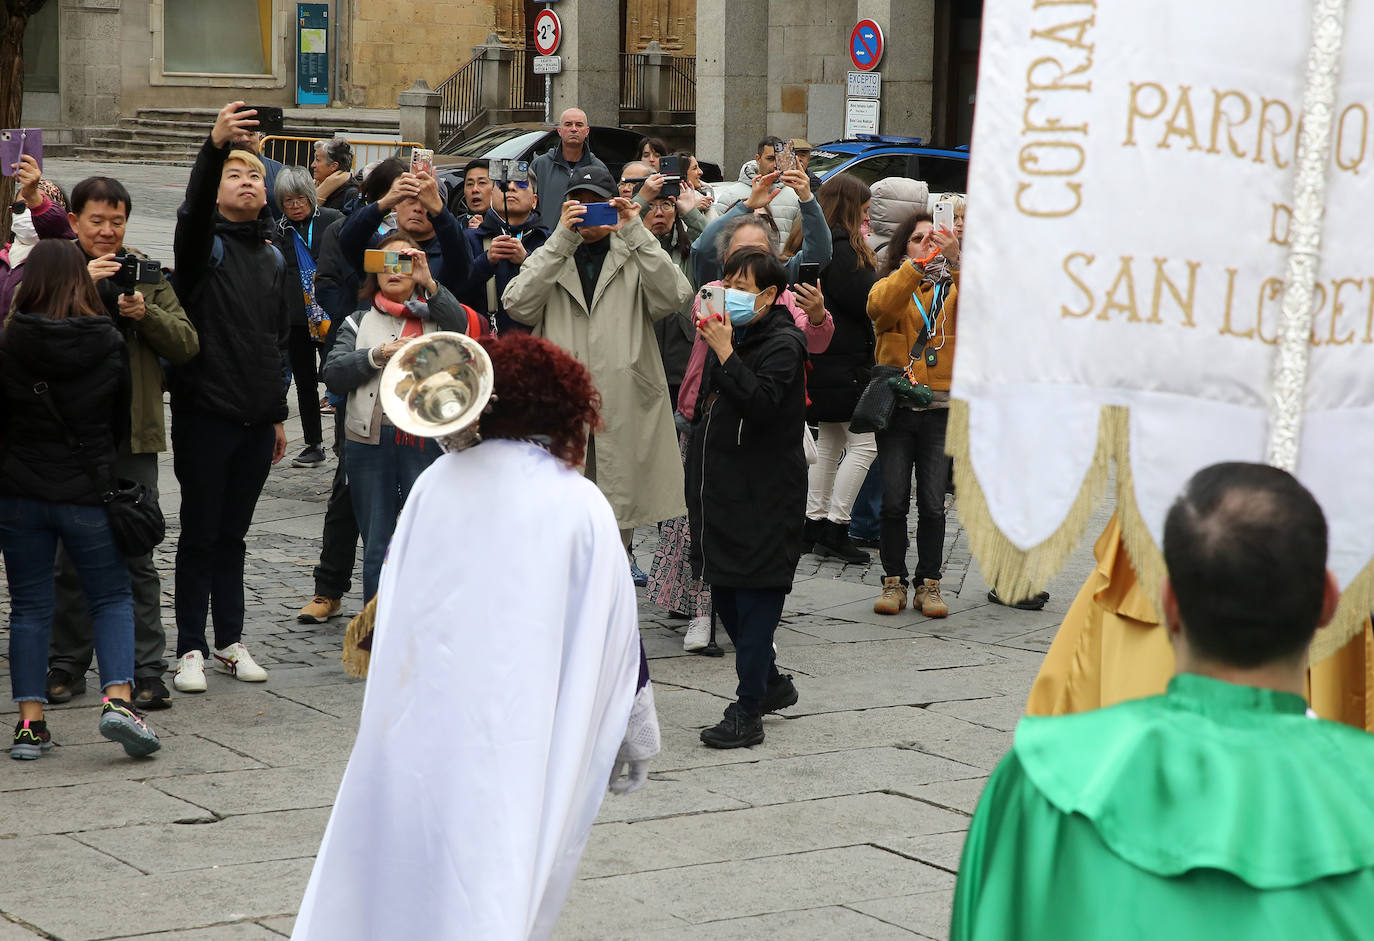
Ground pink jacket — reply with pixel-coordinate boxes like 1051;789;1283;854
1;198;77;317
677;283;833;420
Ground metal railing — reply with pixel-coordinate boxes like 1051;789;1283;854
619;52;696;112
620;53;648;110
437;55;484;149
261;136;422;171
667;57;696;113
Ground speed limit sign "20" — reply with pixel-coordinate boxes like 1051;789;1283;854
534;9;562;56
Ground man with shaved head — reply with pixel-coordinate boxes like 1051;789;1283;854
531;107;609;230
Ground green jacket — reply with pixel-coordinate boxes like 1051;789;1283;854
116;256;199;453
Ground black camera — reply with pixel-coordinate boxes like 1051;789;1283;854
110;254;162;294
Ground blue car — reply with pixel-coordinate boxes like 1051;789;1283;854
806;135;969;194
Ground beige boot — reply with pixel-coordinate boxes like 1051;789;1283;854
914;578;949;618
873;576;908;615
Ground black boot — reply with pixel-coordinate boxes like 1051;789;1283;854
815;520;870;565
700;702;765;749
803;517;825;554
761;673;799;713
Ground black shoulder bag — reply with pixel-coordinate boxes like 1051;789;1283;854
25;378;165;558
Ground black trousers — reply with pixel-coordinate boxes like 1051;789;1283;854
288;323;324;447
313;407;359;598
711;586;785;715
171;409;274;657
877;407;950;584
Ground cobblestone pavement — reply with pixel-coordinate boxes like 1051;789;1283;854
1;159;1113;940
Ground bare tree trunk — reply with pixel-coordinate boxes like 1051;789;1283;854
0;0;50;238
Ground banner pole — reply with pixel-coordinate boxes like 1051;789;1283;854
1266;0;1349;471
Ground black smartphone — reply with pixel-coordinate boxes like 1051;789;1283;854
798;262;821;287
659;155;681;200
238;105;285;137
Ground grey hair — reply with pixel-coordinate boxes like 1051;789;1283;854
274;166;318;212
715;211;781;258
315;136;353;172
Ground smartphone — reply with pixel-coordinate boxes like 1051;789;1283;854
493;158;529;184
697;285;725;323
411;147;435;177
363;249;413;275
798;262;821;287
576;202;620;228
659;155;681;200
1;128;42;175
237;105;284;137
933;201;955;233
777;141;796;174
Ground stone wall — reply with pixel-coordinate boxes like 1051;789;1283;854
348;0;495;107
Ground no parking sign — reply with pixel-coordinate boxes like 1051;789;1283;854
849;19;884;72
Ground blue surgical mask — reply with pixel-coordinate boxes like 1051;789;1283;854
724;288;760;325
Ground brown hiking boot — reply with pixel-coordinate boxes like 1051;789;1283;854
298;596;342;623
873;576;908;615
914;578;949;618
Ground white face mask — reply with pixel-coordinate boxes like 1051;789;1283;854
10;209;37;245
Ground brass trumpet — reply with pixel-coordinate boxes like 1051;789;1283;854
378;331;494;450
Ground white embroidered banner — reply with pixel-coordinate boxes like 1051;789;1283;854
953;0;1374;659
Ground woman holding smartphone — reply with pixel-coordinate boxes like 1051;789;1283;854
322;235;483;602
800;174;879;564
2;241;160;759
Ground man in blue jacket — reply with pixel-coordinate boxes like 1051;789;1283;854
458;174;549;334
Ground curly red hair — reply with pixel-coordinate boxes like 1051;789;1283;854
479;334;603;467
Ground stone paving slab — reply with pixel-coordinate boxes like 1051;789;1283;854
149;764;348;817
76;808;332;875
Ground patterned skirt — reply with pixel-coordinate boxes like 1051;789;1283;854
647;433;711;618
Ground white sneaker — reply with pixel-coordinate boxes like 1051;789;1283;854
684;616;711;652
213;643;268;682
173;651;207;693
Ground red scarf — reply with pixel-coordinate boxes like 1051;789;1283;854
374;292;424;339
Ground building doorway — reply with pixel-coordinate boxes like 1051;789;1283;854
934;0;982;147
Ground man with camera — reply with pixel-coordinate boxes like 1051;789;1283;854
167;101;291;695
503;165;692;556
42;176;200;710
458;162;548;335
530;108;609;231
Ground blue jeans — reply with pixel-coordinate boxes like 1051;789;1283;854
0;496;134;702
346;432;438;601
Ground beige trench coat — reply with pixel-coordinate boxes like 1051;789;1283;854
503;216;693;529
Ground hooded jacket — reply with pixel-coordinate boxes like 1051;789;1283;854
686;305;808;589
170;136;291;425
0;197;76;317
0;311;130;505
866;177;931;259
458;207;550;334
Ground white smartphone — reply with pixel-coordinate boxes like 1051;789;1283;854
697;285;725;323
933;201;955;233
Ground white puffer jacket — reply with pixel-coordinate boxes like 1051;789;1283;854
710;160;803;245
865;177;930;259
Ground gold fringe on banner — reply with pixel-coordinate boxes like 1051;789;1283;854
341;595;377;679
946;398;1373;665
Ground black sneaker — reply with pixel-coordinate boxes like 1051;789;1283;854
700;702;765;749
46;667;87;704
132;675;173;710
814;520;870;565
99;698;161;758
291;444;327;468
761;673;799;713
11;719;53;760
987;589;1051;611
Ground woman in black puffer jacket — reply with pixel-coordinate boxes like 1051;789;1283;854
803;174;880;565
0;240;160;760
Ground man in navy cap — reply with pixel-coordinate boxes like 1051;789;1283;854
503;165;693;578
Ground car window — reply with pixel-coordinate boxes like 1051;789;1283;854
836;155;909;186
915;156;969;196
586;128;644;180
806;150;854;178
484;131;550;160
445;125;542;156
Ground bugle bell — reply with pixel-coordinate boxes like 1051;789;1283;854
378;331;494;442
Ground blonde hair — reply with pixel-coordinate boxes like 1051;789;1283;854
223;149;266;179
938;193;967;216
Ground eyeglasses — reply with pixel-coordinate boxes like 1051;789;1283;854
647;200;675;213
503;181;531;190
282;195;312;207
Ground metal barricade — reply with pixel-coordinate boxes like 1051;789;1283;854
260;136;424;172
